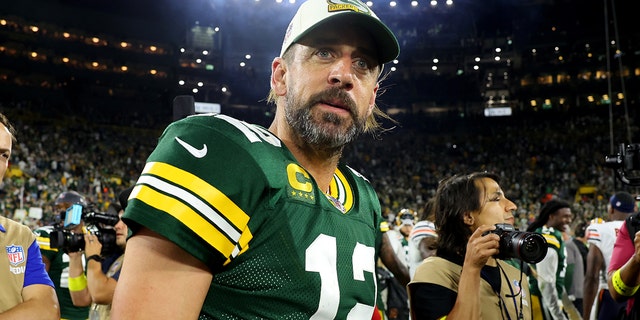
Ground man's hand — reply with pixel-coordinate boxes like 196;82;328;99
83;233;102;257
464;225;499;270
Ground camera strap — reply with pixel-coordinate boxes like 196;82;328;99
480;262;524;320
499;261;525;320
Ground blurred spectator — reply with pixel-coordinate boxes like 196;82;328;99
527;198;574;320
387;208;417;270
564;225;585;317
584;192;635;320
407;198;437;279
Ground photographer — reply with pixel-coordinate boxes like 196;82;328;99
67;186;131;320
408;172;534;320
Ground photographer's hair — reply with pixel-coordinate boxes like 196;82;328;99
526;198;571;232
0;112;16;143
419;196;436;221
434;171;500;258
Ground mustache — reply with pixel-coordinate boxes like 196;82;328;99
307;87;357;116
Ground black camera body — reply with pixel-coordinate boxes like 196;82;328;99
50;205;119;254
485;223;548;264
605;143;640;186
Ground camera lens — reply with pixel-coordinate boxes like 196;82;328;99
509;232;547;264
50;230;85;253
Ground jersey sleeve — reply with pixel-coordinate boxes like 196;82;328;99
24;239;54;288
586;224;601;244
123;115;281;271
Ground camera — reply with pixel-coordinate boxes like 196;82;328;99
485;223;548;264
50;204;119;254
605;143;640;186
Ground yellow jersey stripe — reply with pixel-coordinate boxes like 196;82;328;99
335;169;354;211
542;233;560;249
144;162;250;231
327;169;354;212
132;182;240;258
36;237;57;251
135;162;252;258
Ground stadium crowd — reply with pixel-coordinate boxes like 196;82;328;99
0;99;636;232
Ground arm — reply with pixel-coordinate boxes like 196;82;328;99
84;233;117;304
583;245;603;320
0;285;60;320
379;232;410;286
441;225;498;320
86;259;118;304
410;225;500;320
67;250;92;307
83;233;117;304
608;230;640;302
110;227;213;320
0;240;60;320
537;249;567;320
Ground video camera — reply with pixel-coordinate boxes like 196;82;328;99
50;204;119;254
484;223;548;264
605;143;640;186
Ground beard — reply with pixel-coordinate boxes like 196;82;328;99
284;87;366;149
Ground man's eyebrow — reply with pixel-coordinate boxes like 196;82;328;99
306;37;378;59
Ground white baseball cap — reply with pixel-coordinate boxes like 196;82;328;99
280;0;400;65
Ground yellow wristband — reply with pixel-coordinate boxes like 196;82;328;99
612;269;640;297
68;274;87;292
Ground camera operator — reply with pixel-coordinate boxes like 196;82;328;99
34;191;90;320
67;186;132;320
408;172;534;319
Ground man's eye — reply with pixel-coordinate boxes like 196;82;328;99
317;49;331;58
355;60;369;69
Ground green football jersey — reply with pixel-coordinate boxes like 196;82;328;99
528;226;566;297
33;226;90;320
124;114;384;319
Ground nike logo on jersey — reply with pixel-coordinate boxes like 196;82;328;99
175;137;208;158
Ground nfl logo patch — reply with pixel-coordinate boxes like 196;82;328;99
6;245;25;266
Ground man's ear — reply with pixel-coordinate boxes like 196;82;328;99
367;84;379;116
270;57;287;96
